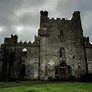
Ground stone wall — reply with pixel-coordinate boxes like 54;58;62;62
39;11;87;79
10;44;39;80
84;37;92;73
0;35;39;80
86;48;92;73
0;11;89;81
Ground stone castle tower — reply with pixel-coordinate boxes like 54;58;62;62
0;11;88;81
38;11;87;79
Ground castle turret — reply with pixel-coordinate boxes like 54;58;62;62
71;11;83;30
72;11;80;21
11;34;18;44
4;34;18;45
40;10;48;28
73;11;80;16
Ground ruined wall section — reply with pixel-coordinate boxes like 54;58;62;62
1;34;40;80
15;35;40;79
15;44;39;79
86;47;92;73
84;37;92;73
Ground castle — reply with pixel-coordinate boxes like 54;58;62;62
0;11;92;81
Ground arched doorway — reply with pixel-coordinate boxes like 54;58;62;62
19;48;27;80
55;47;68;79
20;63;26;80
55;62;68;79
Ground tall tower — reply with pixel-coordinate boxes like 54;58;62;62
38;10;87;80
40;10;48;28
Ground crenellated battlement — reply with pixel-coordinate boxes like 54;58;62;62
17;36;39;47
4;34;18;45
18;41;32;45
40;10;48;18
3;33;39;47
48;17;69;23
84;36;92;48
40;10;81;28
71;11;81;21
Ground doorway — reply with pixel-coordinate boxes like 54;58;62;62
55;62;68;79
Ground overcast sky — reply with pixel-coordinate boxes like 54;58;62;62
0;0;92;44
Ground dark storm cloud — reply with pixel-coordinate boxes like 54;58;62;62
0;0;46;26
0;0;47;43
18;11;39;27
23;0;47;7
0;0;92;43
55;0;92;16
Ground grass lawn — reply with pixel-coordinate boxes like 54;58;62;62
0;81;92;92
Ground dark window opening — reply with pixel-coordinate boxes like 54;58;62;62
55;66;58;74
60;47;65;58
73;55;75;59
60;62;66;67
21;64;26;76
20;64;26;80
78;66;81;69
60;31;63;37
45;66;48;75
68;65;72;75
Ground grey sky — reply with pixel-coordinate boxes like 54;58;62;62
0;0;92;44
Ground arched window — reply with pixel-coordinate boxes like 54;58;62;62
59;30;63;42
55;66;58;74
22;48;27;52
20;64;26;80
60;31;63;37
45;66;48;76
22;48;27;57
60;47;65;58
68;65;72;75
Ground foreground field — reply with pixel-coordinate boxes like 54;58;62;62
0;81;92;92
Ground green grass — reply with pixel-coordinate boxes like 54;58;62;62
0;81;92;92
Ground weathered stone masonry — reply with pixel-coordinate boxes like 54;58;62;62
38;11;87;79
0;10;91;81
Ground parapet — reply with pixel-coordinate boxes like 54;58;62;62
83;36;92;48
40;10;48;27
73;11;80;16
18;41;32;45
72;11;81;21
40;10;48;18
4;34;18;45
84;37;89;44
46;11;81;23
48;17;69;23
